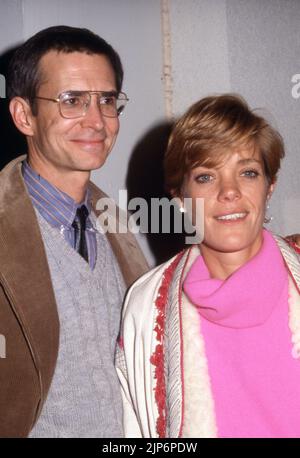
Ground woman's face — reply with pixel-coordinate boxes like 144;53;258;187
182;145;274;260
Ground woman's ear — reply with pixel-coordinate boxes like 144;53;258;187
267;180;276;201
9;97;35;137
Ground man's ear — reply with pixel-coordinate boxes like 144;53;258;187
9;97;35;136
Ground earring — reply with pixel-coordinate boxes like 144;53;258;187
264;203;273;224
175;197;187;213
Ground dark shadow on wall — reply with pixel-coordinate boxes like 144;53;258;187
126;122;187;266
0;45;27;170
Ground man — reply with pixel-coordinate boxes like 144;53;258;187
0;25;148;438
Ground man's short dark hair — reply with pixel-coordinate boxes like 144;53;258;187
7;25;123;114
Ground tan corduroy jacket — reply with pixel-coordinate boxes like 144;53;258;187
0;155;149;438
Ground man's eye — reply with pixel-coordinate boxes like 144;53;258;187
242;169;259;178
63;96;81;106
195;174;213;183
100;96;115;106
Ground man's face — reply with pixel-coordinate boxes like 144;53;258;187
27;50;120;177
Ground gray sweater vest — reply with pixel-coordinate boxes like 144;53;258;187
29;212;125;437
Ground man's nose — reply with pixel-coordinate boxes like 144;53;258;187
80;96;105;130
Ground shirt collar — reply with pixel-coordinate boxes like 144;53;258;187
22;160;92;229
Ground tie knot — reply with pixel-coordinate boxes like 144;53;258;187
74;205;89;230
71;205;89;262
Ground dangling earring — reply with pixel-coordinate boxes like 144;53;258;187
264;203;273;224
175;197;187;213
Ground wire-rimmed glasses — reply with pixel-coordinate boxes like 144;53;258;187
34;90;129;118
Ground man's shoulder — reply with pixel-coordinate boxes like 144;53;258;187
88;180;149;286
0;155;26;177
0;155;27;197
123;249;189;312
273;232;300;291
0;155;27;207
88;180;125;220
88;180;108;202
273;232;300;260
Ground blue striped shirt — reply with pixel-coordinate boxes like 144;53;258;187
22;160;97;270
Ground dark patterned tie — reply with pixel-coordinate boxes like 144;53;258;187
72;205;89;263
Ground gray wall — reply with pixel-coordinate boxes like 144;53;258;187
1;0;299;265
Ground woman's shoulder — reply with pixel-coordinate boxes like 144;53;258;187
272;232;300;288
122;248;193;318
273;232;300;259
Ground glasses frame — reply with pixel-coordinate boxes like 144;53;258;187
34;90;129;119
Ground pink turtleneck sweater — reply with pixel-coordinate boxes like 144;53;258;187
183;230;300;438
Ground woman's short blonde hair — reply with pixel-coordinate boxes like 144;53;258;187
164;94;285;196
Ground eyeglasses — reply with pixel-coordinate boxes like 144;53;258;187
34;90;129;119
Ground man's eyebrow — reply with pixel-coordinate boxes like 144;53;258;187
101;90;118;97
66;90;118;96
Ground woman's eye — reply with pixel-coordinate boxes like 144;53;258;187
195;174;213;183
242;169;259;178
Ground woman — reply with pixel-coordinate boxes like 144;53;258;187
116;94;300;438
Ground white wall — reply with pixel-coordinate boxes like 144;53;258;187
170;0;231;113
226;0;300;236
170;0;300;238
0;0;23;51
0;0;164;265
18;0;165;196
1;0;299;265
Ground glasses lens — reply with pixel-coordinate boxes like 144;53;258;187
59;92;88;118
99;93;128;117
116;93;128;116
99;94;118;117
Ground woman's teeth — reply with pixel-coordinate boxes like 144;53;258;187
216;212;247;221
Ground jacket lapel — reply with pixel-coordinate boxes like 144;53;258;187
274;235;300;359
164;250;188;437
0;156;59;417
165;246;217;437
179;246;217;438
273;234;300;292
